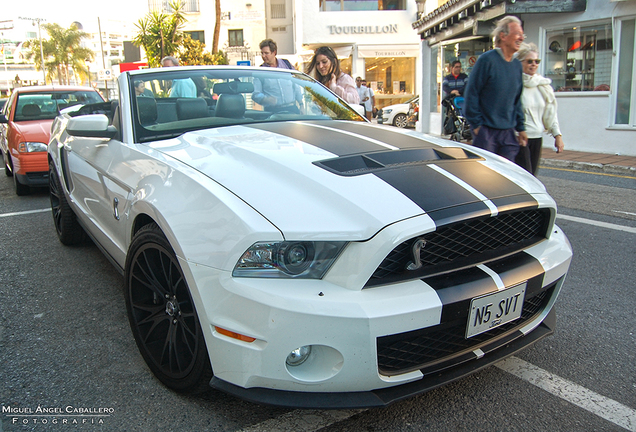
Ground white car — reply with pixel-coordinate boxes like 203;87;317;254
378;96;418;128
48;66;572;408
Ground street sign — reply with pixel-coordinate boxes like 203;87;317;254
237;60;251;66
98;69;113;80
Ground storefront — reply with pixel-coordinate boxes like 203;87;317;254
297;0;421;110
413;0;636;156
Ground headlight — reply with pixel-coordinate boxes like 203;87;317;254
18;142;48;152
384;109;392;115
233;241;347;279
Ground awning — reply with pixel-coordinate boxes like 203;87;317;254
412;0;587;43
357;44;420;58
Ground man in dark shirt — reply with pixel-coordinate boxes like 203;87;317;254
464;16;528;161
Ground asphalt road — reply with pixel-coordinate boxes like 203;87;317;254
1;166;634;432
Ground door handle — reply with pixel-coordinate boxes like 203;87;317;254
113;197;120;221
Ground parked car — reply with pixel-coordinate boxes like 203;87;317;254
377;96;418;128
48;66;572;408
0;86;104;195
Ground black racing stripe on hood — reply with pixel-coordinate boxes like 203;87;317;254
247;121;388;156
435;160;536;202
310;121;440;150
373;164;490;216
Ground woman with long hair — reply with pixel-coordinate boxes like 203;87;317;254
306;46;359;105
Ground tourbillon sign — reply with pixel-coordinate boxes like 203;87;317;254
328;24;398;35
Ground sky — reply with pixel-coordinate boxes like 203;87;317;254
3;0;148;31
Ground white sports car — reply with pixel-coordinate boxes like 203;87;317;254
48;66;572;408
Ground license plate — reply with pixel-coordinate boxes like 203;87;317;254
466;282;526;338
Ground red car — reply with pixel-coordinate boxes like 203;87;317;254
0;86;104;195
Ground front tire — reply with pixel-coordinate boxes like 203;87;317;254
393;113;408;128
3;150;11;177
49;161;86;245
125;224;212;394
14;172;30;196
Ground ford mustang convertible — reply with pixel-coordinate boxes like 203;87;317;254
48;66;572;408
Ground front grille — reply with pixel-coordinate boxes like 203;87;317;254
367;209;550;287
377;284;555;375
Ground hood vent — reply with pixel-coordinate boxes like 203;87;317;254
315;147;482;176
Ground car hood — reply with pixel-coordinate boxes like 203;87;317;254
150;121;548;240
382;103;409;112
12;119;54;143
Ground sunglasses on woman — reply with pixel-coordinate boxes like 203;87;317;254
525;59;541;65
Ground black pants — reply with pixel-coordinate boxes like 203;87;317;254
515;137;542;175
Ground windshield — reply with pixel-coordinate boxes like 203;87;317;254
14;91;104;121
129;67;365;143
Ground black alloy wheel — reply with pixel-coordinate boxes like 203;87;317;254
49;161;86;245
125;223;212;394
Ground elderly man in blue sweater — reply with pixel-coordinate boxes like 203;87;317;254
464;16;528;161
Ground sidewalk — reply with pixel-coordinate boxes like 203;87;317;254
539;148;636;177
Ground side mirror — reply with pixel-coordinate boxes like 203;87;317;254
67;114;117;139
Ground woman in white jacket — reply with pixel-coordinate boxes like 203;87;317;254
516;43;565;175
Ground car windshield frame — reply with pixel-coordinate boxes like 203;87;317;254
14;90;104;122
128;67;365;143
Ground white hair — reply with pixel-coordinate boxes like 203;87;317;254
492;16;522;46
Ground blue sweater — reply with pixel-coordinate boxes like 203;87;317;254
464;49;525;131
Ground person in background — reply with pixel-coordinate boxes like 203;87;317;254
134;80;153;97
306;46;359;105
464;16;528;162
355;77;370;116
442;60;468;97
258;39;295;70
515;42;564;175
161;56;197;98
362;79;375;120
252;39;302;113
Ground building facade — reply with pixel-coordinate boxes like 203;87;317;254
413;0;636;157
294;0;422;109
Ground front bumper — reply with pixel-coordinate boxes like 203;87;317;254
210;307;556;408
11;151;49;186
181;223;571;408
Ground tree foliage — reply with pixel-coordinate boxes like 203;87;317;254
179;35;228;66
23;23;93;85
132;1;187;68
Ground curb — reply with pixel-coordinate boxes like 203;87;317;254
540;158;636;177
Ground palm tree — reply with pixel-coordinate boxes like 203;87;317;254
24;23;93;85
132;1;187;68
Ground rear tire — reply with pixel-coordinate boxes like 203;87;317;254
125;223;213;394
49;161;86;245
393;113;408;128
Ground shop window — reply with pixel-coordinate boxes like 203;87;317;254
319;0;405;11
228;29;244;47
363;56;415;109
615;18;635;126
545;23;612;93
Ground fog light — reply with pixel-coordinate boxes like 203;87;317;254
286;345;312;366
